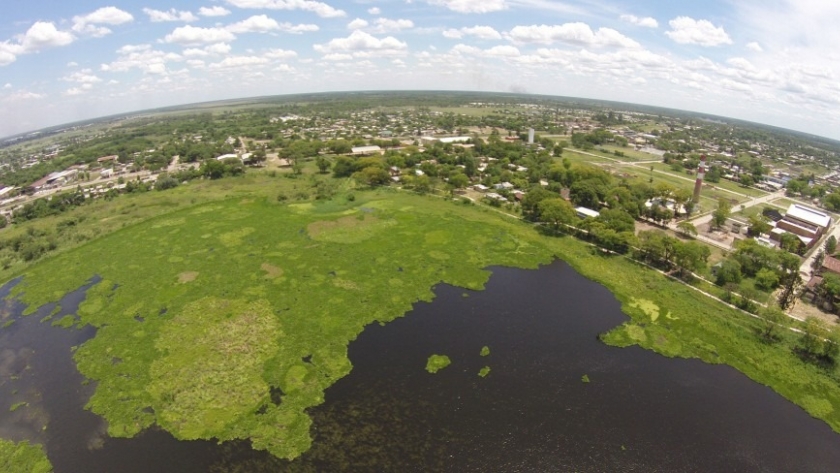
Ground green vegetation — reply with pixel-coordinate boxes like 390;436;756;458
0;439;52;473
6;175;840;461
478;366;491;378
480;346;490;357
581;374;590;383
9;401;28;412
426;355;452;374
11;189;551;460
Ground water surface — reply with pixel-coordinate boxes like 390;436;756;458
2;261;839;472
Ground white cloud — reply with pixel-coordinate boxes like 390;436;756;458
7;22;75;56
314;30;408;58
72;6;134;37
620;14;658;28
101;46;183;74
226;15;317;34
507;23;640;48
348;19;369;30
444;25;501;40
323;53;353;61
265;48;298;59
207;43;233;55
442;29;462;39
199;6;232;17
368;7;381;15
226;14;281;33
164;25;236;45
143;8;199;23
0;49;16;66
63;70;103;84
370;18;414;34
209;56;270;69
184;43;233;56
665;17;732;47
280;23;319;34
64;87;85;96
224;0;346;18
3;90;44;101
2;83;11;89
427;0;507;14
67;61;79;67
746;41;763;52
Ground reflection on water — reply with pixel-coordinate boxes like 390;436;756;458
2;261;840;472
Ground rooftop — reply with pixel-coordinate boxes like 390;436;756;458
785;203;831;229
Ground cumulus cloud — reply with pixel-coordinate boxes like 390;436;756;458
348;19;369;30
427;0;507;14
314;30;408;58
208;55;270;69
2;83;10;89
264;48;298;59
665;16;732;47
143;8;199;23
164;25;237;45
226;14;281;33
3;90;45;101
183;43;233;57
443;25;501;40
620;14;658;28
22;22;75;51
507;23;640;48
101;45;183;74
746;41;763;52
370;18;414;34
368;7;381;15
226;15;318;34
62;69;103;84
224;0;346;18
72;6;134;37
199;6;232;17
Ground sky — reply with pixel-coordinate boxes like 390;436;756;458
2;0;840;140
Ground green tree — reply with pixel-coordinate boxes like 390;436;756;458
779;232;803;254
448;173;470;190
677;221;697;237
538;198;576;231
715;259;742;286
672;241;710;277
315;156;331;174
758;305;786;343
711;198;731;229
755;267;780;291
521;187;555;221
826;235;838;255
824;192;840;211
332;157;355;178
747;215;772;236
819;273;840;312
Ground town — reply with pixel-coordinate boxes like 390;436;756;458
2;92;840;325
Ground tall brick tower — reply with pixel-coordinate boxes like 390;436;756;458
693;155;707;204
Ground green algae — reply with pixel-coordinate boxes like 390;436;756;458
9;192;552;460
0;439;52;473
478;366;491;378
480;346;490;357
426;355;452;374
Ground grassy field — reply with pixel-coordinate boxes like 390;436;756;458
5;170;840;465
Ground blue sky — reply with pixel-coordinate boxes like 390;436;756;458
2;0;839;140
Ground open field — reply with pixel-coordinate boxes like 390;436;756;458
3;169;840;465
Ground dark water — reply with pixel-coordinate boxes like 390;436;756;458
2;261;840;472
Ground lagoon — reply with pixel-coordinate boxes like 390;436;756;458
2;261;840;471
